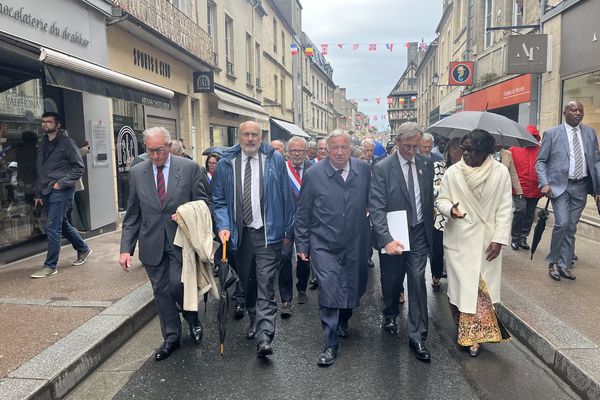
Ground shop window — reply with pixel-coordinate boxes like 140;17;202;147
484;0;494;49
563;72;600;137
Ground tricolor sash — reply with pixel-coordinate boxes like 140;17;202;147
286;159;302;195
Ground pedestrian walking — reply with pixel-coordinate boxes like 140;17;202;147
212;121;295;358
295;129;371;366
509;125;542;251
369;122;434;362
31;112;92;279
420;133;443;162
536;100;600;281
119;127;210;361
436;129;513;357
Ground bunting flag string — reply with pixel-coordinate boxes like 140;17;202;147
291;39;430;56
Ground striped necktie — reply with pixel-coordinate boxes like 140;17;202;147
242;157;253;225
156;165;166;207
572;127;584;180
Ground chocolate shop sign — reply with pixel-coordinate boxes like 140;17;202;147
0;2;90;47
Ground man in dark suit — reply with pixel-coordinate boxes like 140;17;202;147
295;130;371;366
213;121;295;358
279;137;313;308
119;127;209;361
369;122;434;362
536;100;600;281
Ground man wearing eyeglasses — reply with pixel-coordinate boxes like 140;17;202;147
213;121;295;358
119;127;210;361
369;122;435;362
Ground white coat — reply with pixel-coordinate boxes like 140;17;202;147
436;160;513;314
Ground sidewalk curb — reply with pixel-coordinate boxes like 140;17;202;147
497;300;600;400
0;282;156;400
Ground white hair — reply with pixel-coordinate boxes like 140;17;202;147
421;133;434;144
143;126;171;145
361;138;375;147
396;122;422;141
287;136;307;149
326;129;351;148
169;139;185;156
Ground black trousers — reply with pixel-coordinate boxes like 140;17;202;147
431;228;444;278
511;197;540;242
144;235;198;343
234;228;282;343
319;306;353;348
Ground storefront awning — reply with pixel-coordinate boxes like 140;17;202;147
40;47;173;108
270;118;311;138
214;89;269;121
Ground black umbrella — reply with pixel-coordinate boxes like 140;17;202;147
202;146;229;156
217;241;238;355
530;198;551;260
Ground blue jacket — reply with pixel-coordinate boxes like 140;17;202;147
213;142;295;250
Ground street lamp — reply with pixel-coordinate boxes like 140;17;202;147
431;73;453;87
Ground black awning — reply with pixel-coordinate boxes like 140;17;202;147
44;65;171;109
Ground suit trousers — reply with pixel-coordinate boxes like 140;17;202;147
547;179;588;270
278;238;294;303
144;235;198;343
379;223;429;343
234;228;282;343
431;228;444;279
319;306;353;348
511;197;540;242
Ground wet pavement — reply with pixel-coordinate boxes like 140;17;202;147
73;257;579;400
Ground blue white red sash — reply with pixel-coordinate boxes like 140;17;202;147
286;159;302;195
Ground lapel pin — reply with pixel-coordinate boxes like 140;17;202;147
419;169;423;175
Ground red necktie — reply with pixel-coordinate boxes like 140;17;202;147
156;165;166;207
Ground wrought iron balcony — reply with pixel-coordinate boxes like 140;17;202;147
113;0;214;66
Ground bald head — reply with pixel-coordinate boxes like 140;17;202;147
271;140;285;154
239;120;262;156
563;100;584;127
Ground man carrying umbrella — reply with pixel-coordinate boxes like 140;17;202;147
535;100;600;281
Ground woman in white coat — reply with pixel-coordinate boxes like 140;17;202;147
436;129;512;357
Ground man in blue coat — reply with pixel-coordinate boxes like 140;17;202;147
213;121;295;358
295;130;371;366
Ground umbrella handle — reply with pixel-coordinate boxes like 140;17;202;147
222;241;227;262
544;197;550;210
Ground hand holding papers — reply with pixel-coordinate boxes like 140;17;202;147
381;210;410;254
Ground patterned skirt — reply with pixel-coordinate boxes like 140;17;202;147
449;277;511;347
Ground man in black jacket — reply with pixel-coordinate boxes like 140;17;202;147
31;112;92;278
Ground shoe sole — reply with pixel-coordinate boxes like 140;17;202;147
257;348;273;357
72;249;93;266
317;359;335;366
30;270;58;279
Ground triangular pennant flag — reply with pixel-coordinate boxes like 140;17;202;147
387;97;393;105
321;43;329;55
375;97;381;104
368;43;377;51
305;47;314;57
386;43;394;52
373;115;378;121
290;43;298;56
363;98;369;102
337;43;344;49
352;43;359;50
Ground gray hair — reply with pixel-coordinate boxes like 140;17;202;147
143;126;172;145
169;139;185;156
307;141;317;149
326;129;351;145
351;145;364;158
395;122;422;141
361;138;375;147
421;133;434;144
287;136;307;149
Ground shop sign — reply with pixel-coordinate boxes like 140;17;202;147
448;62;474;86
0;92;43;118
506;34;549;74
91;120;109;167
193;71;214;93
460;74;532;112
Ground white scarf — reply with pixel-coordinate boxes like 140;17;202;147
457;155;493;200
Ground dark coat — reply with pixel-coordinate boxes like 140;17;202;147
295;157;371;309
369;153;434;252
35;130;84;197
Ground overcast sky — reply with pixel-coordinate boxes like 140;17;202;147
300;0;442;131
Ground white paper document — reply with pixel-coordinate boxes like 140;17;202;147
380;210;411;253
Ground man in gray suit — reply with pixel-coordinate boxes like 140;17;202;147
369;122;434;362
536;100;600;281
119;127;209;361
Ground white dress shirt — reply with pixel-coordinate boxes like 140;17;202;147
152;154;171;192
565;123;587;179
241;152;263;229
330;160;350;181
397;152;423;223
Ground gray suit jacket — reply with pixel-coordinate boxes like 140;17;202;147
369;153;434;252
536;124;600;197
120;155;209;266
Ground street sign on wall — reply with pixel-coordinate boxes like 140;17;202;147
506;34;549;74
448;62;474;86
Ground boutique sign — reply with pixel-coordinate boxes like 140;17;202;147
0;1;90;48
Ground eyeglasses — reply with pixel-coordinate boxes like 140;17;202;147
289;149;307;154
146;147;167;155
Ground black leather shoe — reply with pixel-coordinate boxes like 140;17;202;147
309;277;319;290
297;291;308;304
368;259;375;268
548;264;561;281
559;268;576;280
519;238;530;250
154;341;180;361
189;320;203;344
234;302;245;320
573;254;578;261
257;341;273;357
337;321;350;337
317;346;338;366
511;241;520;250
382;316;398;335
409;341;431;362
246;321;257;339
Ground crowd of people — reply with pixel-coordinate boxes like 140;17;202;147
109;99;600;366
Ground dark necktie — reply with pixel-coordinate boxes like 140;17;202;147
242;157;254;225
294;166;302;177
337;168;344;181
156;165;166;207
407;161;418;227
572;127;584;180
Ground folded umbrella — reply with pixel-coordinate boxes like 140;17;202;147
427;111;539;148
217;241;238;355
202;146;229;156
530;198;550;260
